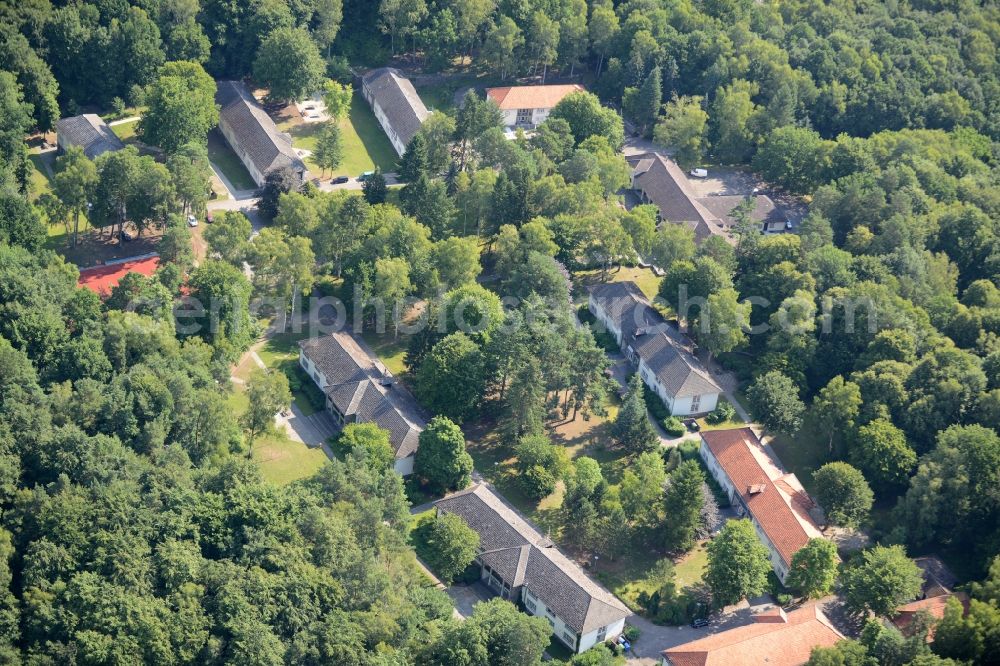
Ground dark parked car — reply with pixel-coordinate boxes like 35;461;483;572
683;418;701;432
357;170;375;182
690;618;710;628
331;176;349;184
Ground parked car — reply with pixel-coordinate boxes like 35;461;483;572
187;214;199;227
331;175;349;184
690;168;708;178
683;418;701;432
690;618;710;628
358;170;375;182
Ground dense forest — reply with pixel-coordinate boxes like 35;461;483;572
0;0;999;663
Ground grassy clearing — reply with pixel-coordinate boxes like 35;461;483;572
252;432;328;485
336;93;398;176
674;542;709;588
280;93;399;178
594;540;709;615
464;402;626;537
768;413;829;496
207;130;257;191
696;399;746;431
593;547;664;612
28;152;53;200
256;332;324;416
571;265;664;305
415;82;457;113
110;119;138;142
361;328;409;377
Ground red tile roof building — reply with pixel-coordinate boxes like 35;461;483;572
485;84;585;129
661;605;844;666
77;255;160;297
699;428;824;583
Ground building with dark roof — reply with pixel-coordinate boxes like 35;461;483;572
55;114;125;159
360;68;430;156
215;81;306;187
660;605;843;666
699;428;825;583
588;281;722;416
435;484;631;654
628;153;787;245
298;331;425;475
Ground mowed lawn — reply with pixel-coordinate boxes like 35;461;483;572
207;129;257;191
278;92;398;178
228;353;328;486
572;265;664;305
251;432;328;486
28;152;53;199
110;119;138;142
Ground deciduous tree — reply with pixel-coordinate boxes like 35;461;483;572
813;462;874;528
654;96;709;169
339;422;395;471
746;371;805;433
253;27;326;102
138;61;219;153
414;513;479;583
787;538;839;599
312;122;344;175
415;332;484;423
706;519;772;607
515;434;568;501
240;368;291;450
414;416;473;494
839;545;923;618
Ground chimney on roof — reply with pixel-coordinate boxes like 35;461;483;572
374;362;395;387
748;483;766;495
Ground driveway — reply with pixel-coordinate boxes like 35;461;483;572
626;603;762;663
447;582;494;618
277;403;338;451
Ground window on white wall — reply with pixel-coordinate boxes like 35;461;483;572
691;394;701;411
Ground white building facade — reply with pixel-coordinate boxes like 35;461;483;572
698;428;826;584
436;484;631;655
298;333;424;477
486;84;585;129
588;283;722;417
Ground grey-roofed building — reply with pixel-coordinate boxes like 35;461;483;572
360;68;429;156
628;152;788;244
435;484;630;654
697;194;788;234
215;81;306;188
298;331;425;475
588;281;722;416
55;114;125;159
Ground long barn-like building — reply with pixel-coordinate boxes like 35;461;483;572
215;81;306;187
360;68;429;156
